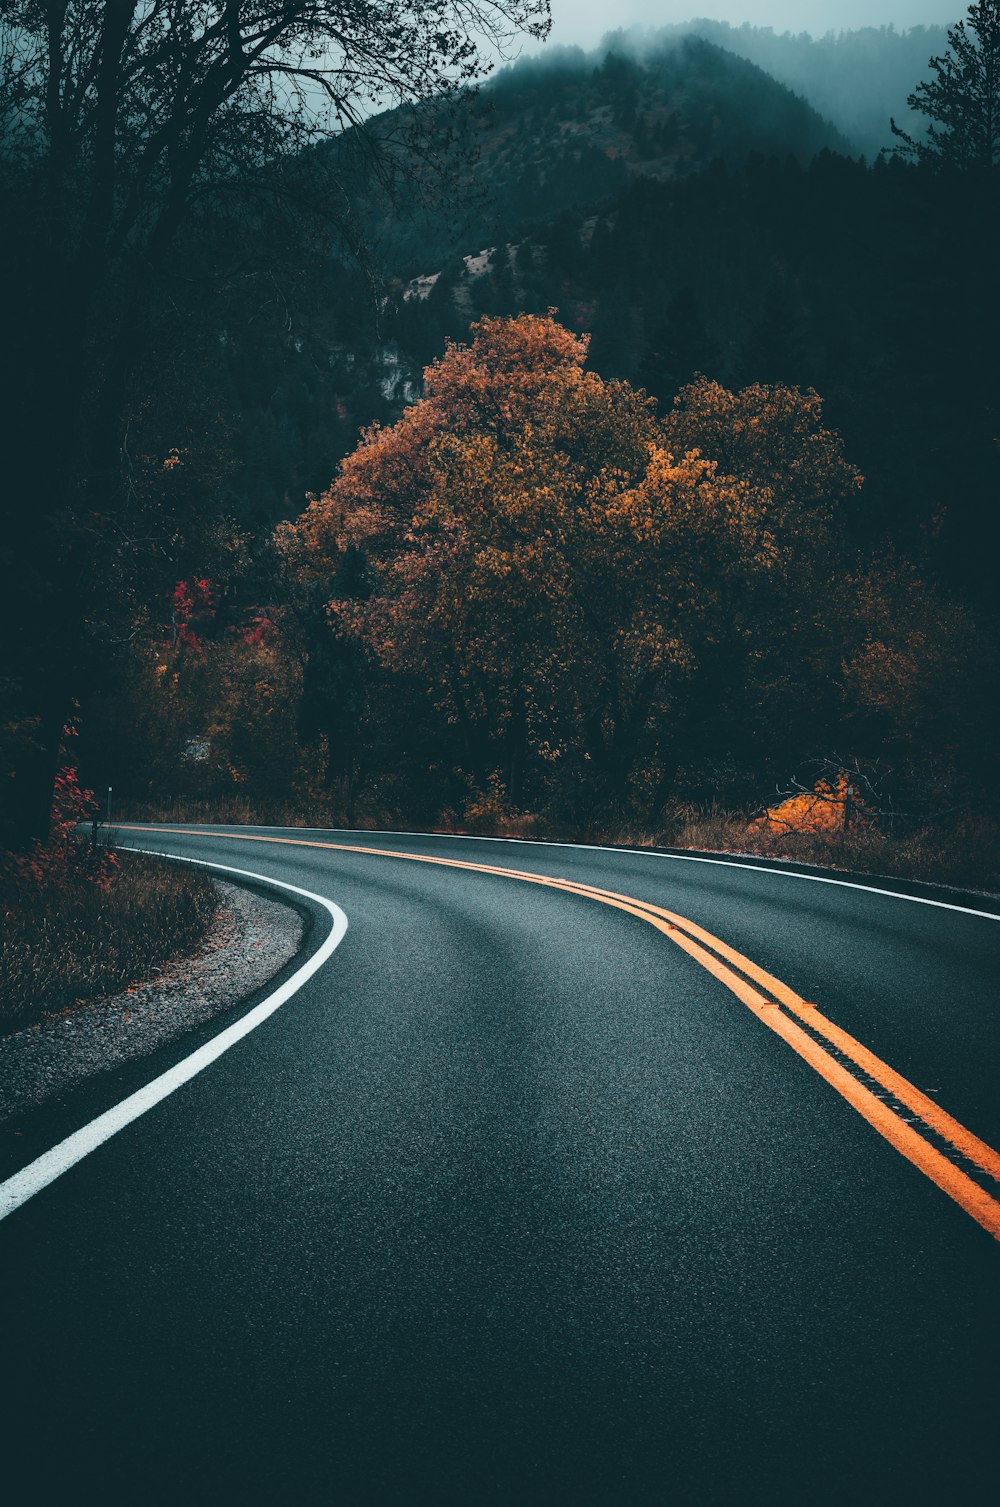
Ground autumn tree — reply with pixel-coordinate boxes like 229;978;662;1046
891;2;1000;170
0;0;550;849
282;315;864;821
280;315;653;805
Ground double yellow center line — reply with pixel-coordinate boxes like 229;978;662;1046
123;827;1000;1242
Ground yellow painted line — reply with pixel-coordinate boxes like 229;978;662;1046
540;875;1000;1187
120;826;1000;1241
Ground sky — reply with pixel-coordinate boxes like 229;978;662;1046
538;3;953;52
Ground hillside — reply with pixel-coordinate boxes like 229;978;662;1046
202;32;856;528
361;36;852;275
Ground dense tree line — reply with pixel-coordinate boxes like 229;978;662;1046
83;313;994;835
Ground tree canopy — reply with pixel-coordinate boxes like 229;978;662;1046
281;315;864;817
891;2;1000;170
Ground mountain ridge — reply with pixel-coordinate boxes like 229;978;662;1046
564;20;950;159
356;33;853;278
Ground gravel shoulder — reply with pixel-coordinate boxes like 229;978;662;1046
0;879;304;1125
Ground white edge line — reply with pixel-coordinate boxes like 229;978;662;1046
0;850;348;1223
127;824;1000;923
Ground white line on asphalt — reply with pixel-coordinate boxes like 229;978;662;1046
199;826;1000;923
0;853;348;1222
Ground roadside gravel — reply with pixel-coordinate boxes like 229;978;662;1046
0;879;303;1125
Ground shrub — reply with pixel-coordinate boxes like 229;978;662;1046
4;741;117;894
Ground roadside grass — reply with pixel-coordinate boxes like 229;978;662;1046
600;809;1000;896
0;851;218;1034
117;797;1000;897
118;795;265;827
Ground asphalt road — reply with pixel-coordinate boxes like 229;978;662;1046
2;824;998;1505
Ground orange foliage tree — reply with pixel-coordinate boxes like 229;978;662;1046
280;315;865;817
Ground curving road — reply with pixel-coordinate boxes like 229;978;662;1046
2;824;999;1505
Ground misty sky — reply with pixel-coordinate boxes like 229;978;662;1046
538;3;953;52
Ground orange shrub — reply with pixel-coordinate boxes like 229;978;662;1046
757;773;873;834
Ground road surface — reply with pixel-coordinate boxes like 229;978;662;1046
1;824;998;1504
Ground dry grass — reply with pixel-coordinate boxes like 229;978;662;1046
600;808;1000;896
451;798;999;894
117;794;377;830
117;795;266;827
0;851;219;1033
117;796;999;896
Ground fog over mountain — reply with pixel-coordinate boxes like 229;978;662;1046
540;3;951;53
561;19;951;156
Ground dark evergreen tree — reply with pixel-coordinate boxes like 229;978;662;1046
740;291;807;388
891;2;1000;170
638;288;718;400
586;286;639;382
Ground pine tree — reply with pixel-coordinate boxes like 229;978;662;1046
891;2;1000;170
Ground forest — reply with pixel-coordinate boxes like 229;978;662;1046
1;3;998;888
